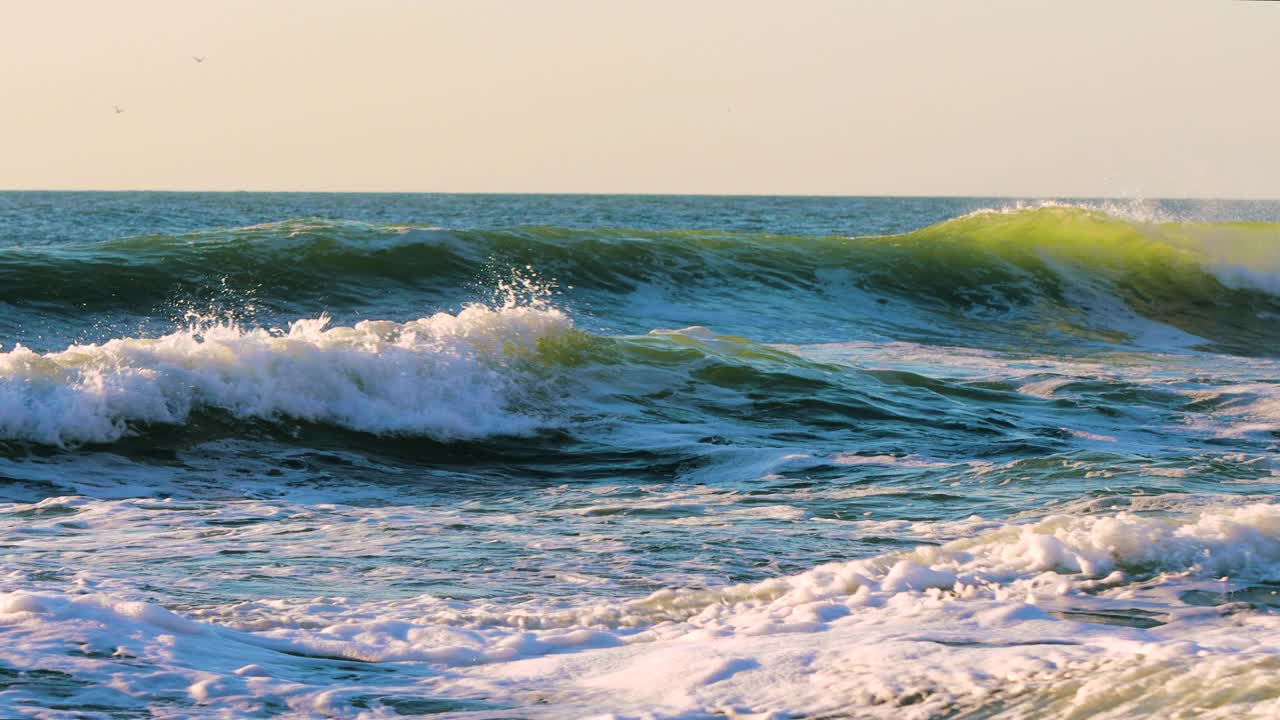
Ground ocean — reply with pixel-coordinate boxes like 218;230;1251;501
1;192;1279;718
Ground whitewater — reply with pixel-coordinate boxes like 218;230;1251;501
1;193;1279;719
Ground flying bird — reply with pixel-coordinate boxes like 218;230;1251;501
113;105;124;114
192;56;205;63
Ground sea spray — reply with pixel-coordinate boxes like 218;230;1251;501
0;296;579;446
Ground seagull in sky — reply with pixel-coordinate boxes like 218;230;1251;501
192;56;205;63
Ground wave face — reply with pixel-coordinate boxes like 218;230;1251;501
1;193;1279;719
4;206;1278;355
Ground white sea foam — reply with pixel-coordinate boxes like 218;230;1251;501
1178;383;1280;439
3;498;1279;718
961;199;1178;225
832;453;955;468
0;304;576;445
793;339;1280;443
1206;264;1280;296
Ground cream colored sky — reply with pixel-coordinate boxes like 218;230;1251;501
1;0;1277;196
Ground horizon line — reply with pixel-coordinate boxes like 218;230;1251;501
2;189;1279;202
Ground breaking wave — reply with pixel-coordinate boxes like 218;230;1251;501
4;207;1278;353
0;302;585;446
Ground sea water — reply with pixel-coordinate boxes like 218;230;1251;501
1;193;1279;718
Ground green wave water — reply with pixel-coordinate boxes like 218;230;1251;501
3;194;1280;720
4;206;1277;353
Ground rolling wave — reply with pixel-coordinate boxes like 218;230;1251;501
3;206;1279;449
2;208;1277;352
0;304;586;446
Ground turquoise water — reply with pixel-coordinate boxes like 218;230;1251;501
1;193;1279;718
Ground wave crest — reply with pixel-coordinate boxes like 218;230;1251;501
4;206;1278;353
0;303;580;446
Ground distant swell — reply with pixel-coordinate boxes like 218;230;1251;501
3;207;1278;353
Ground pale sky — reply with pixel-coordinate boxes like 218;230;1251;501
1;0;1277;197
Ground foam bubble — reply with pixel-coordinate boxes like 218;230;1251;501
0;303;577;445
4;500;1280;718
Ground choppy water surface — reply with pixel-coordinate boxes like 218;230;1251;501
2;193;1279;719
